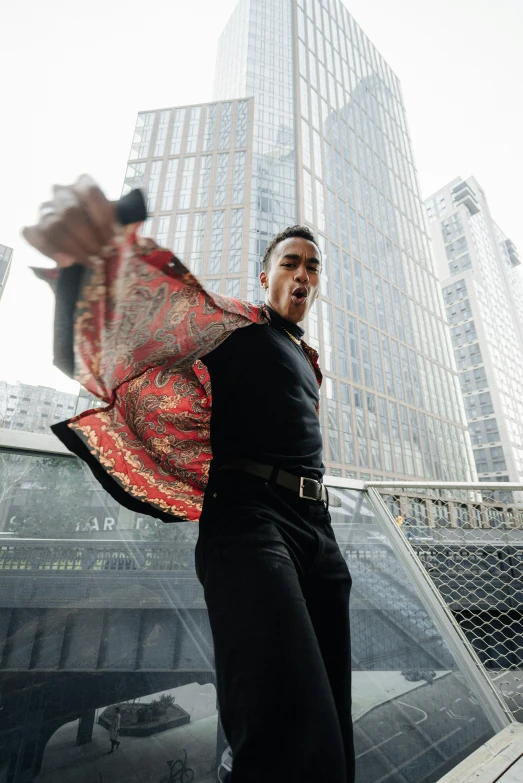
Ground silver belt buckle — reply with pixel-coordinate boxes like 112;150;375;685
300;476;321;501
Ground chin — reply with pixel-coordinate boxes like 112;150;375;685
287;308;307;324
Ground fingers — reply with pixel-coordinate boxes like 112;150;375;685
71;175;116;246
22;224;60;261
22;174;117;266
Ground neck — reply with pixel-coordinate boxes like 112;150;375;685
265;305;304;337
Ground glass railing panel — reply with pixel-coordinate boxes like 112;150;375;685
0;449;503;783
327;485;499;783
0;448;216;783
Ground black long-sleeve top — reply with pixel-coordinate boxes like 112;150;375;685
202;306;324;481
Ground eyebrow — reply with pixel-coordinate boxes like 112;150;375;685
281;253;321;265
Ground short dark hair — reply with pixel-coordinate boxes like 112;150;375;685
262;225;320;272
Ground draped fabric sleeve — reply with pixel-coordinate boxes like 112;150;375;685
32;206;267;523
35;235;262;403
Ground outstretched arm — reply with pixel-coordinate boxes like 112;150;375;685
24;177;206;402
24;176;265;404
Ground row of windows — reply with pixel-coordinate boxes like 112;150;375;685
297;0;405;130
320;381;473;480
464;392;494;418
298;57;419;236
296;2;423;235
474;445;507;473
130;100;250;161
143;208;245;279
124;151;247;211
315;304;462;424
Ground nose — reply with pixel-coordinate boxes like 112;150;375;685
295;264;309;283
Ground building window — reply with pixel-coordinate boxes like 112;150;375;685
178;157;195;209
146;160;162;212
226;278;241;298
441;212;463;243
235;100;249;147
445;235;469;261
315;180;325;232
214;153;229;206
153;109;171;157
160;158;178;211
218;103;232;149
189;212;207;276
185;106;201;154
170;108;186;155
123;162;146;194
206;279;221;293
303;170;314;223
227;208;244;273
302;120;311;169
172;214;189;258
232;151;246;204
156;216;171;247
208;210;225;274
130;112;154;160
203;104;217;151
196;155;212;208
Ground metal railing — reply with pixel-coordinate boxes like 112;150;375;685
0;539;196;572
365;481;523;724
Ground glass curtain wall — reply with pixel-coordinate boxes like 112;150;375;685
293;0;476;482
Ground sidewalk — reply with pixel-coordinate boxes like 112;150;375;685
352;670;451;720
37;714;218;783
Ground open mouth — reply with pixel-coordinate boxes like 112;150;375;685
291;286;308;305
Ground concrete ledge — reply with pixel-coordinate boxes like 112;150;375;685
0;428;71;454
437;724;523;782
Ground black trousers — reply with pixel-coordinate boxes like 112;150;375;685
195;471;354;783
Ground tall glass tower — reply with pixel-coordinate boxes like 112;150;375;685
123;0;477;482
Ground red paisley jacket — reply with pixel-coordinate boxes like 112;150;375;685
35;232;322;522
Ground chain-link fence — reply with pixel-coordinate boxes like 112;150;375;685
371;483;523;723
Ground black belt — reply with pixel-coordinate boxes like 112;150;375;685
218;458;329;503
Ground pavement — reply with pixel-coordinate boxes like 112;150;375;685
36;670;475;783
37;683;219;783
37;716;218;783
353;671;494;783
352;669;451;721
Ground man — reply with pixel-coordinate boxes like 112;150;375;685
24;176;354;783
108;706;121;754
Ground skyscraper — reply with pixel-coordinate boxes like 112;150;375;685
123;0;477;482
426;177;523;485
123;97;255;301
0;244;13;303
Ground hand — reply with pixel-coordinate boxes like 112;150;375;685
22;175;117;268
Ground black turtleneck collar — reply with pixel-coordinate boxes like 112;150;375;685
265;305;304;340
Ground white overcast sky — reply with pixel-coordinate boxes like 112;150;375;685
1;0;522;393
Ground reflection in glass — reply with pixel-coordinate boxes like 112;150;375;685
329;487;495;783
0;454;499;782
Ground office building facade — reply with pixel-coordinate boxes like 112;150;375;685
0;244;13;303
122;0;476;482
0;382;103;435
426;177;523;484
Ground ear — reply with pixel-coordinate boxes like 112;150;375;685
259;268;268;290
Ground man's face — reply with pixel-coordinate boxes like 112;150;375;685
259;237;321;324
